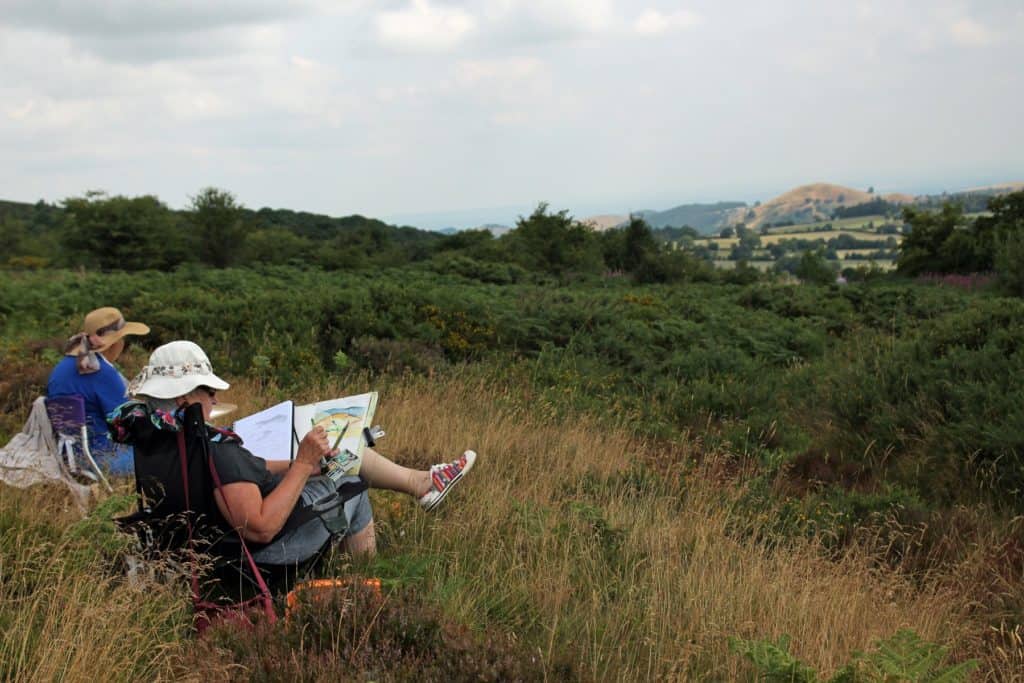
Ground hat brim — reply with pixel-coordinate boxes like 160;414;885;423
91;321;151;352
132;372;230;399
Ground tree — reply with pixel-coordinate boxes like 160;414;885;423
729;242;754;261
437;229;494;252
895;204;969;276
61;191;185;270
719;226;735;239
738;231;761;250
621;215;660;272
189;187;247;268
982;191;1024;294
795;250;836;284
0;216;28;262
504;203;602;277
243;228;314;266
994;231;1024;295
768;243;788;260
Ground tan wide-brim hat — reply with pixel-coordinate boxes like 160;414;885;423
71;306;150;353
130;340;230;399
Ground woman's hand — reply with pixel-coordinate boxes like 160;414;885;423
215;426;334;544
295;426;332;474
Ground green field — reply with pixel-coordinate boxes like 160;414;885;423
691;213;903;273
765;214;895;233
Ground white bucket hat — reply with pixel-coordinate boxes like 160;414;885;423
130;340;230;399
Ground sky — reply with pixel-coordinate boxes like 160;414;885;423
1;1;1022;230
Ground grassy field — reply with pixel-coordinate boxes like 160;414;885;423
693;215;903;273
840;258;896;270
765;214;895;233
3;266;1023;680
700;229;900;251
836;248;889;257
4;370;1019;680
710;259;775;271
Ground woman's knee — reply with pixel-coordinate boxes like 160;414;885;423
344;520;377;557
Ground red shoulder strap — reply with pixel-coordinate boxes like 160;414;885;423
178;430;277;624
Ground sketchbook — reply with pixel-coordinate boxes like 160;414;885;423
232;392;378;477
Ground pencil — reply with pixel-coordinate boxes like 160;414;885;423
331;421;348;451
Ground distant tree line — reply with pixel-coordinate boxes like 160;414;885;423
5;187;1020;293
0;190;730;285
0;188;441;273
832;198;899;219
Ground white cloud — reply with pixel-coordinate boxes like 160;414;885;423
290;55;317;70
0;1;376;64
477;0;614;43
948;17;995;47
492;110;530;126
3;0;316;37
633;8;700;35
1;0;1022;220
374;0;477;52
455;57;544;86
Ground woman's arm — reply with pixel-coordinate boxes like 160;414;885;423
265;460;292;475
213;428;331;543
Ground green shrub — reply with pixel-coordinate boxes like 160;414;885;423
730;629;977;682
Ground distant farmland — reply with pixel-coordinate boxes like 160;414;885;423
688;214;903;272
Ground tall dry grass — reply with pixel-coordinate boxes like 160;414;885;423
354;372;994;680
0;486;189;682
216;370;1019;679
3;368;1021;680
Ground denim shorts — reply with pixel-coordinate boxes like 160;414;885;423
252;475;372;565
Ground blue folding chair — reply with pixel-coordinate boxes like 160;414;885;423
45;395;113;493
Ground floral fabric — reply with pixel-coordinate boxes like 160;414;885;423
107;401;242;445
128;360;216;395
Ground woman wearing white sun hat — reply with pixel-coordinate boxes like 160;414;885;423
112;340;475;561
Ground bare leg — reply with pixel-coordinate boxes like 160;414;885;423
344;520;377;557
360;447;431;498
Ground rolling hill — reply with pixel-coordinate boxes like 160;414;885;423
638;201;747;233
737;183;913;230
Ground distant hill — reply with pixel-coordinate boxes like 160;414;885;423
471;224;513;237
579;214;628;231
960;181;1024;194
639;201;747;234
740;183;914;229
916;182;1024;213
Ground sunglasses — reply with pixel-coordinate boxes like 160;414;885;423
196;386;217;398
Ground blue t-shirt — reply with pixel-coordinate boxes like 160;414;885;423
47;354;128;454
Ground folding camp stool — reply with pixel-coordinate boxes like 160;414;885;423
45;394;113;493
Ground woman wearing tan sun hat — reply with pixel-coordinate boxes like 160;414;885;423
47;307;150;474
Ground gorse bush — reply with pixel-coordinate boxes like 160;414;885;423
3;266;1024;519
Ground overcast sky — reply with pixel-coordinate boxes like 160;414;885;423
1;1;1021;229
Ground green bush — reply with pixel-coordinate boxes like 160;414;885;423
730;629;977;682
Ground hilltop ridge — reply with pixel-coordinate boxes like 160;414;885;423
579;180;1020;234
735;182;913;229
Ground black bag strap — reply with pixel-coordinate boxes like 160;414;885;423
178;407;276;624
